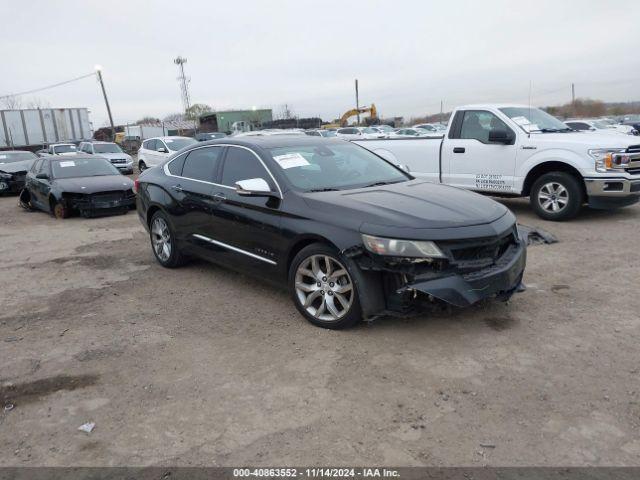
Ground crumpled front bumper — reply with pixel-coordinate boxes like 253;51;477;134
400;243;526;308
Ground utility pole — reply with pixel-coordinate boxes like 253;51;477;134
571;83;575;105
440;100;444;122
174;56;191;116
95;65;115;141
355;79;360;125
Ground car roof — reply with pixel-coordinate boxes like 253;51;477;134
43;154;104;161
1;150;37;154
148;136;193;140
87;141;117;144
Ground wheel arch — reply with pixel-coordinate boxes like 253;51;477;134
522;161;586;197
285;234;339;274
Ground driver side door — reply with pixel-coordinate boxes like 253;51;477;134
442;110;518;193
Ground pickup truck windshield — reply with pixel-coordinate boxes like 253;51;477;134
51;158;120;179
500;107;570;133
94;144;123;153
268;142;409;192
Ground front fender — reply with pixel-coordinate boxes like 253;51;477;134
518;148;589;178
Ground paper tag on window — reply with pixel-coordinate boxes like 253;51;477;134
0;155;6;159
165;139;173;143
273;153;310;169
511;116;531;126
59;161;76;167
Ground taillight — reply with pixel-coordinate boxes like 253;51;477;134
133;178;140;194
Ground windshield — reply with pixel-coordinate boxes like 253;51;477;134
268;142;410;192
500;107;570;133
363;128;377;134
591;120;610;130
53;144;77;153
93;143;123;154
417;125;435;131
376;125;394;132
51;158;120;179
321;130;337;137
0;151;37;163
164;138;197;151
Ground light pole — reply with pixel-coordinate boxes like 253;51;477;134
95;65;115;141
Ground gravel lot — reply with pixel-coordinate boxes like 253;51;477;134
0;184;639;467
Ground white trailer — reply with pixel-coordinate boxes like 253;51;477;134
0;108;93;149
124;124;165;140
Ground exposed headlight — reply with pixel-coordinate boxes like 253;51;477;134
588;148;626;172
0;172;12;179
362;234;446;258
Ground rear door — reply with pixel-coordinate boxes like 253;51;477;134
167;146;225;248
441;109;518;193
206;145;284;275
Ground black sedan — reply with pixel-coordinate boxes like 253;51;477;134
0;150;39;194
136;137;526;329
22;155;135;218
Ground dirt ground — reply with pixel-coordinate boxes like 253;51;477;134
0;183;639;467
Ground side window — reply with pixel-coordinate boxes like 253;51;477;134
31;159;43;173
144;139;156;150
181;147;222;182
167;153;187;176
37;160;48;174
221;147;272;188
460;110;511;143
570;122;589;131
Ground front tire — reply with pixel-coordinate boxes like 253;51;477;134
530;172;583;221
138;160;147;172
149;210;186;268
289;243;362;329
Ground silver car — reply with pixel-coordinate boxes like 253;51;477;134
79;141;134;174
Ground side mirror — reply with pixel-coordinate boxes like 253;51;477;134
235;178;274;197
36;173;49;180
157;147;168;153
488;129;513;144
396;164;411;172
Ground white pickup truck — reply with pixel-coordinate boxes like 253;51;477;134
355;104;640;220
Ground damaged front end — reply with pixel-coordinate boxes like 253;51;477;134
345;225;526;317
61;189;136;217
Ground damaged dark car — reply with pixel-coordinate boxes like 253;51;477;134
136;137;526;329
0;150;39;194
21;155;136;218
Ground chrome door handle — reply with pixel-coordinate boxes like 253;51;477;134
171;185;183;192
212;192;227;202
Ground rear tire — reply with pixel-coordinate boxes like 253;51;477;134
138;160;147;172
149;210;186;268
289;243;362;329
530;172;583;221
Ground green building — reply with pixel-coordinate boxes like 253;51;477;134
199;109;273;133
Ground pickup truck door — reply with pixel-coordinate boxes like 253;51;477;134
442;110;518;193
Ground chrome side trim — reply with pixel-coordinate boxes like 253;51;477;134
192;233;277;265
163;144;283;198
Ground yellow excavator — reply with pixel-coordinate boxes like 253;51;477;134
324;104;378;128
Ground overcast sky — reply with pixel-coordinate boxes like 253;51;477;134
2;0;639;127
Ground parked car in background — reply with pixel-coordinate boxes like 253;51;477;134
137;136;197;171
234;129;306;137
305;129;337;137
21;156;135;218
391;128;433;137
335;127;384;140
136;136;526;329
0;150;38;194
195;132;227;141
354;104;640;221
565;119;636;136
413;123;446;135
38;143;80;156
78;141;134;174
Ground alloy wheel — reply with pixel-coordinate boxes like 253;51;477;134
538;182;568;213
151;217;172;262
295;254;353;322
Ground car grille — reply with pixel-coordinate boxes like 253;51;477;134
90;191;126;204
440;229;518;267
110;158;128;164
626;145;640;154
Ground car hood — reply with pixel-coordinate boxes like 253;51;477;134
95;152;131;160
532;131;639;149
0;159;35;173
53;175;133;194
302;180;511;238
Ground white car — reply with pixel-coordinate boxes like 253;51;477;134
565;119;631;136
38;143;79;156
78;141;134;174
137;136;197;171
335;127;385;140
412;123;446;135
390;128;434;138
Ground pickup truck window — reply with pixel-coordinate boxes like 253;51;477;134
458;111;511;144
500;107;570;133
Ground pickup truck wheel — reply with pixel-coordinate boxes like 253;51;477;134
530;172;583;221
289;244;362;329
